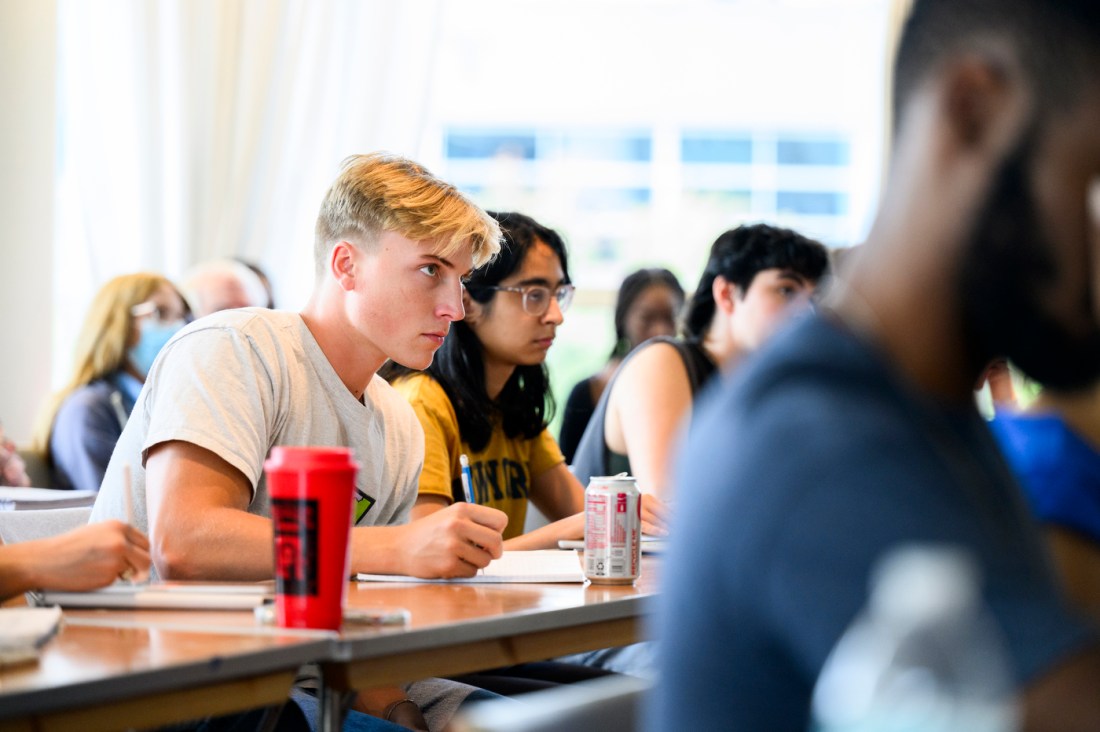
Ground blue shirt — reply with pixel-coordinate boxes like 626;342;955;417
50;372;140;491
651;313;1094;732
992;412;1100;542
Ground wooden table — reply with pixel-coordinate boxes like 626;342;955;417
0;557;659;732
317;557;660;731
0;608;331;732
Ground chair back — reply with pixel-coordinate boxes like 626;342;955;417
0;506;92;545
453;674;650;732
16;448;54;488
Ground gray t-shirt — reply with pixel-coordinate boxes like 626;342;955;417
90;309;423;543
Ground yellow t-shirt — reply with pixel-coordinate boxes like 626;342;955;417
391;373;566;539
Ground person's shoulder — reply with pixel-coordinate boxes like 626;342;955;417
185;308;296;337
365;374;424;433
389;371;447;403
732;313;887;411
56;378;117;417
693;313;917;469
615;337;692;387
168;309;302;360
566;376;594;399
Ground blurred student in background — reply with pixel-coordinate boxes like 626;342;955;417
0;422;31;487
236;258;277;309
558;267;684;464
992;380;1100;624
570;223;829;500
182;258;268;318
32;273;189;491
383;211;667;548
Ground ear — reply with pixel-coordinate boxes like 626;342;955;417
462;288;482;325
329;241;358;292
941;52;1030;159
712;275;738;317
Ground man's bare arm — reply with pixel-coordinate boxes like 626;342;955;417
148;440;508;581
145;440;275;580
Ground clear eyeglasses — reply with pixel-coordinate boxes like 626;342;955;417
131;300;187;327
485;284;576;316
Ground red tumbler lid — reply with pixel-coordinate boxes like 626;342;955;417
264;446;358;471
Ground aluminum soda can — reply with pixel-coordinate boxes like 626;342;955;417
584;474;642;584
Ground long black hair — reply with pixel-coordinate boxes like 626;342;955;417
381;211;571;451
682;223;829;342
610;268;685;359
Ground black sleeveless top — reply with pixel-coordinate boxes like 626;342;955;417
569;336;717;486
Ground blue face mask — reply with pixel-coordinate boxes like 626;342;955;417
128;320;183;378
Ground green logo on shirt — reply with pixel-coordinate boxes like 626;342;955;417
355;490;376;524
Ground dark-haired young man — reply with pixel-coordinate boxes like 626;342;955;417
570;223;829;501
655;1;1100;730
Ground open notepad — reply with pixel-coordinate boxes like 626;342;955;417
358;550;585;584
29;581;275;610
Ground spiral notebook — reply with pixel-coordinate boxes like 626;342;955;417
357;550;585;584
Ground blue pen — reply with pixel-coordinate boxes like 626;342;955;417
460;453;475;504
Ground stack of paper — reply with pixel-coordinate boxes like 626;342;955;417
0;487;98;511
358;550;585;584
29;581;274;610
0;606;62;664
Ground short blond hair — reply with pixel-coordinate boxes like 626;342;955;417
314;152;502;276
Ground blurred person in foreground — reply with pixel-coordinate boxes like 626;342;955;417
655;1;1100;730
32;273;189;492
558;268;684;464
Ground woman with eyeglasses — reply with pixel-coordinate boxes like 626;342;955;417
32;273;190;492
382;211;666;548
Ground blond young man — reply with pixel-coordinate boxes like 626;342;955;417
89;154;510;728
92;153;507;581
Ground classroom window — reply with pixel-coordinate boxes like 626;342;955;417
776;139;849;166
576;188;652;211
446;132;537;160
777;191;847;215
680;134;752;164
554;132;652;162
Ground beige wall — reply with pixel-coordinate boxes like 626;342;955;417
0;1;56;444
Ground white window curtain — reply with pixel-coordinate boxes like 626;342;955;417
53;0;441;382
878;0;914;184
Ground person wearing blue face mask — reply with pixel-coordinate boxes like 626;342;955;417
32;273;189;491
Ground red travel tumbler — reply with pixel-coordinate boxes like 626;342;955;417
265;446;358;630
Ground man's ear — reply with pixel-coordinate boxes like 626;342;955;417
330;241;357;292
941;52;1030;159
713;275;738;316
